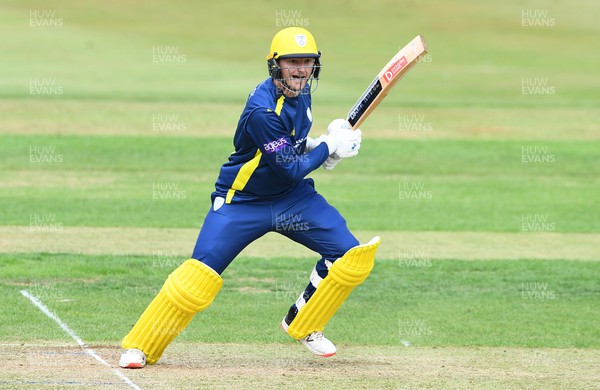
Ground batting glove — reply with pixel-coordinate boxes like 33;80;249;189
316;129;361;158
322;153;342;170
327;118;352;134
328;118;362;158
305;136;320;152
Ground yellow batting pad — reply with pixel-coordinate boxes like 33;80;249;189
287;236;381;339
122;259;222;364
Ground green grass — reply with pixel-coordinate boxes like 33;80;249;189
2;253;598;348
0;0;599;366
1;135;598;232
2;1;599;106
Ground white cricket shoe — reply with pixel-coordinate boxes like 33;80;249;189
281;318;337;357
119;348;146;369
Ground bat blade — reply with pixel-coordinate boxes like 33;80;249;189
347;35;427;129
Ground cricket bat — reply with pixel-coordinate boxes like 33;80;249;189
346;35;428;129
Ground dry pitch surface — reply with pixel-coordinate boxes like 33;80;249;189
1;342;599;389
2;227;598;261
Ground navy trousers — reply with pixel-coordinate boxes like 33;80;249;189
192;179;358;275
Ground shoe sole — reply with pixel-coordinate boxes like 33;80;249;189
120;362;144;369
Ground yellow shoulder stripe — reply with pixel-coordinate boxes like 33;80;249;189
224;97;284;204
275;95;285;115
225;149;262;204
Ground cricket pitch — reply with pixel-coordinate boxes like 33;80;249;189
1;342;598;389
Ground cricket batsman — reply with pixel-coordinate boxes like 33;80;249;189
119;27;381;368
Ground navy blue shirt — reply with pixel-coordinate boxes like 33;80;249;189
213;79;329;203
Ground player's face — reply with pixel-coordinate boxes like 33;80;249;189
278;57;315;94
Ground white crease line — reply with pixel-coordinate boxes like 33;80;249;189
20;290;142;390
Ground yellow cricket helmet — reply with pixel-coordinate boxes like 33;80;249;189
266;27;322;82
266;27;320;60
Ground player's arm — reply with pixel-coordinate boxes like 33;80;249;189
246;108;329;183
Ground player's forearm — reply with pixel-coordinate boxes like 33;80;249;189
266;142;329;182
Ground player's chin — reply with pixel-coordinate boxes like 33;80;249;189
289;78;307;92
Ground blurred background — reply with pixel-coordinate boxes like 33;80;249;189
1;0;598;139
1;2;599;388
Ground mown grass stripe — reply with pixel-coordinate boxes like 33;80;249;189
1;226;598;261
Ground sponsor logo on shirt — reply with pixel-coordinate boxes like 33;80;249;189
264;137;289;153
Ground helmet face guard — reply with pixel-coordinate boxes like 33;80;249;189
267;53;321;95
266;27;322;95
